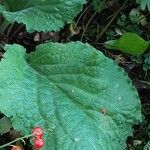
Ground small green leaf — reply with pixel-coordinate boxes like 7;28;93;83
129;8;147;26
105;32;150;55
0;42;141;150
0;0;86;32
0;116;12;135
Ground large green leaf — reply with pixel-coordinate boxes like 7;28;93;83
0;42;141;150
105;32;150;55
0;0;86;32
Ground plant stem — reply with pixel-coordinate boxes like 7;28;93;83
0;134;34;149
80;0;107;41
75;5;90;29
81;10;97;41
96;0;128;42
0;19;9;33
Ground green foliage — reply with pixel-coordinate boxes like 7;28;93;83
0;116;11;135
0;42;142;150
105;32;150;55
144;141;150;150
129;8;147;26
0;0;86;32
92;0;106;12
116;13;142;35
136;0;150;11
107;12;142;41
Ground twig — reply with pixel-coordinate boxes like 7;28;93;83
0;134;34;149
96;0;128;42
81;10;97;41
75;5;90;29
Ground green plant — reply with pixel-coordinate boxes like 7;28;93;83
0;1;142;150
0;42;142;150
129;8;147;26
116;12;142;35
144;141;150;150
0;0;86;32
105;32;150;55
0;116;12;135
136;0;150;11
92;0;106;12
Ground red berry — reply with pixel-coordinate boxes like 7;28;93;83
34;138;44;149
32;127;43;138
11;145;22;150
